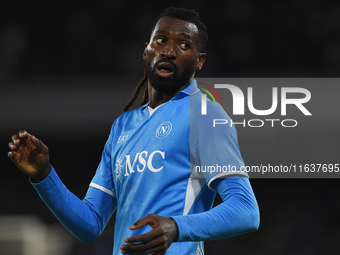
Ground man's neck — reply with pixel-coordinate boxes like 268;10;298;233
147;79;192;109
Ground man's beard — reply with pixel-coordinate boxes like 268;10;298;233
145;58;195;95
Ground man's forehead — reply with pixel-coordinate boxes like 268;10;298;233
152;17;199;39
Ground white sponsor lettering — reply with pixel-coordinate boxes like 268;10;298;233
124;153;139;176
137;151;148;172
148;150;165;172
124;150;165;176
118;135;129;143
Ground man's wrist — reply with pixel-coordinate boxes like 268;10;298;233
169;217;179;242
31;164;52;183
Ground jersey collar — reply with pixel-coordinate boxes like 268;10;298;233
141;79;200;109
171;79;200;100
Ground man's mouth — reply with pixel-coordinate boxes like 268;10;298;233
156;62;175;78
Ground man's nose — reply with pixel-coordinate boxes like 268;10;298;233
161;42;177;59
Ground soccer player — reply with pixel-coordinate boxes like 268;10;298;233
8;7;259;255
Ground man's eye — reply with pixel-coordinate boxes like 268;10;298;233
180;42;189;50
155;38;165;44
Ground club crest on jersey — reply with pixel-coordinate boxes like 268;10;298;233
156;121;172;139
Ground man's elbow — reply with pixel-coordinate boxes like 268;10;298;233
70;224;103;244
76;231;101;244
79;236;97;244
244;206;260;233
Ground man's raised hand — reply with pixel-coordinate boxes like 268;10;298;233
8;130;51;182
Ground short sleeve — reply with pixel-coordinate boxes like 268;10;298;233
90;123;116;198
190;95;248;191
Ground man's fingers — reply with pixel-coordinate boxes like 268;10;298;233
7;150;18;163
10;131;38;151
121;245;165;255
138;235;167;254
130;217;150;229
8;150;17;159
121;234;166;254
124;228;162;244
151;252;165;255
130;214;157;230
30;135;43;150
122;215;177;255
7;151;14;159
11;133;19;143
8;130;44;161
8;141;14;150
19;130;29;139
152;251;167;255
10;131;31;148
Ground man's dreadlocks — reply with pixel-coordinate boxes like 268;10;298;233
123;68;148;112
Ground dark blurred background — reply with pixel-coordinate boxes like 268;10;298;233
1;0;340;254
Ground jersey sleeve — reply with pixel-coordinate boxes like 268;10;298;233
90;123;116;198
29;124;118;243
30;167;117;243
190;98;248;190
172;177;259;242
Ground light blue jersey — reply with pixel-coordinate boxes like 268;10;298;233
90;79;248;254
31;79;258;255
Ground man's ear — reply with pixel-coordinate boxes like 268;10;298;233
195;53;207;70
143;42;149;60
